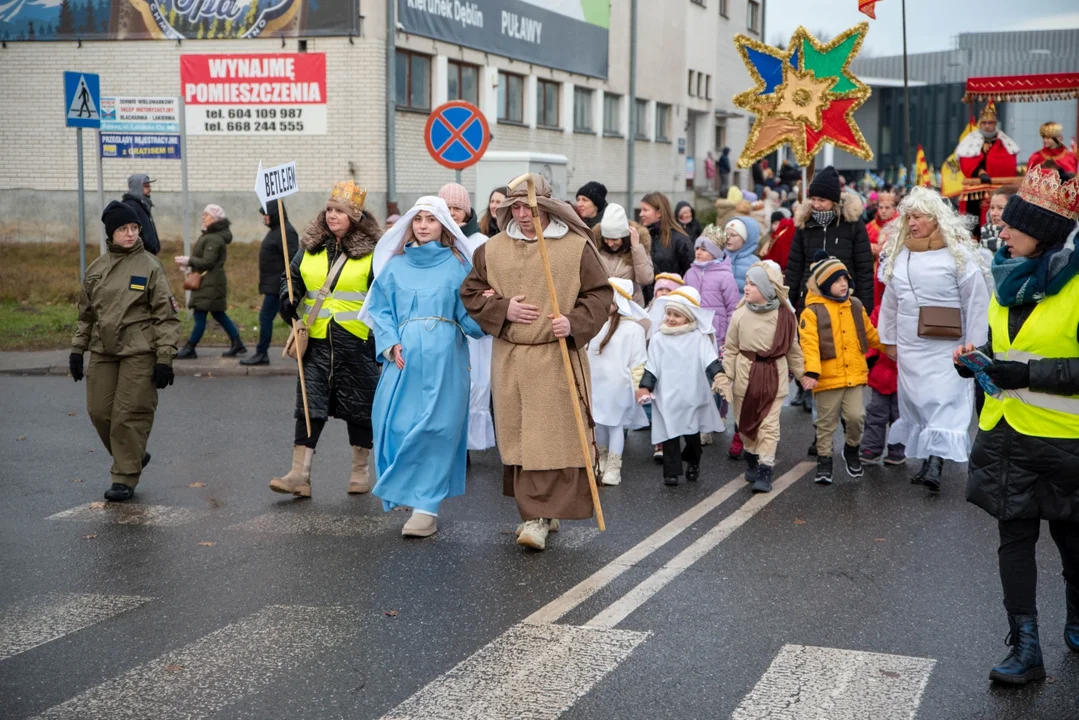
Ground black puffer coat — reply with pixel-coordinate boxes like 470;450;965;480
648;222;694;278
967;299;1079;522
784;192;875;312
282;212;382;426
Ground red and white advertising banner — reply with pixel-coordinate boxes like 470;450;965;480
180;53;327;136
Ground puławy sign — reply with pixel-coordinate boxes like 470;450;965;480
0;1;357;42
398;0;609;79
180;53;327;136
100;134;182;160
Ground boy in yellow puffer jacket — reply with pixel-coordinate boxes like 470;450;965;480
799;251;886;484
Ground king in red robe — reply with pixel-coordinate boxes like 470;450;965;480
1027;121;1078;175
957;101;1019;180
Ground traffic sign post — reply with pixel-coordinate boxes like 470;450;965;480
65;71;101;280
424;100;491;191
254;161;310;435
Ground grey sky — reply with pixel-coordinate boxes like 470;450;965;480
764;0;1079;57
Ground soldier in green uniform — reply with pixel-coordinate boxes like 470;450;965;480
70;201;181;502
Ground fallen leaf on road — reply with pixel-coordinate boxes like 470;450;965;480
384;610;399;617
163;664;183;673
198;541;216;547
17;436;26;441
82;533;97;540
189;482;206;488
793;519;807;525
874;538;886;542
89;501;106;509
1047;675;1056;684
71;478;83;483
68;411;77;416
880;670;900;679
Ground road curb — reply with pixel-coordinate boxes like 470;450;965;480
0;365;295;378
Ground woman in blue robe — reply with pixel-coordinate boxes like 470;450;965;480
365;197;484;538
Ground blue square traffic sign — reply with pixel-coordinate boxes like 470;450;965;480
64;71;101;129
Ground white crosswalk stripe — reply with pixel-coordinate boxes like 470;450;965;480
732;644;936;720
32;605;358;719
381;622;649;720
232;513;599;548
47;502;209;526
0;593;151;661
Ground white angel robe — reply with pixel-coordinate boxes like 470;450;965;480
646;328;726;444
878;245;990;461
588;317;649;430
463;230;496;451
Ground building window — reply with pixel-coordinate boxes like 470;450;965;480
574;87;594;132
705;74;712;100
747;0;761;33
719;0;728;17
447;60;479;105
497;71;524;123
690;0;705;6
603;92;621;135
688;70;696;97
655;103;671;142
634;99;648;139
537;78;560;128
395;50;431;110
697;73;704;97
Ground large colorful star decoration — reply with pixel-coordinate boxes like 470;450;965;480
733;22;874;168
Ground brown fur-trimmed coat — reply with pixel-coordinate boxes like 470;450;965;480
591;221;654;305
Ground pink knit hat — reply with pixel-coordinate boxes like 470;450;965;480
438;183;471;214
653;272;685;295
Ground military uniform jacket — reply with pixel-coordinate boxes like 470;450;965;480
72;239;181;363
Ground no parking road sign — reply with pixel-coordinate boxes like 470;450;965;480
424;101;491;171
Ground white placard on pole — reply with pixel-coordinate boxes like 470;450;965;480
254;161;299;210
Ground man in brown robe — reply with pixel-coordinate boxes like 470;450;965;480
461;176;612;551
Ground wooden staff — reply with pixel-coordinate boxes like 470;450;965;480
278;197;312;436
506;172;605;532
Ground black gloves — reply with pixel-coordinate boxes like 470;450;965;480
152;363;175;390
983;360;1030;390
280;297;299;323
69;353;84;382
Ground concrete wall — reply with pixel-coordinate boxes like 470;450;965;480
0;0;754;244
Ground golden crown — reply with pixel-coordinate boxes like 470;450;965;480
1018;165;1079;221
329;181;367;213
979;100;998;123
1040;121;1064;139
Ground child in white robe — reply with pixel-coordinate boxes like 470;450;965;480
588;277;649;486
637;286;726;485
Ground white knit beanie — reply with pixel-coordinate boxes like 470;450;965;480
724;218;747;241
600;203;631;239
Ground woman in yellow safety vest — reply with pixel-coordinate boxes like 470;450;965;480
954;165;1079;686
269;181;382;499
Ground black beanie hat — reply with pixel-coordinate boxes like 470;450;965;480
770;210;786;224
102;200;140;239
808;166;842;204
576;181;608;211
1001;193;1075;250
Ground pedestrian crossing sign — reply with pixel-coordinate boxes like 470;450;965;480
64;71;101;129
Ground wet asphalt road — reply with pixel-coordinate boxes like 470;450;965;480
1;375;1077;719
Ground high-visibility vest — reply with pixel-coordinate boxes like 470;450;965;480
298;250;373;340
979;277;1079;439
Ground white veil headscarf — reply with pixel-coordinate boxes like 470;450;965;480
654;286;716;336
358;196;474;326
609;277;648;321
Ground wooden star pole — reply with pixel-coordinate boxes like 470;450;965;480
507;172;605;532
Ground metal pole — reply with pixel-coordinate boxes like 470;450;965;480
626;0;638;211
95;129;106;255
386;0;397;215
901;0;912;185
77;127;87;280
179;98;192;308
455;168;462;185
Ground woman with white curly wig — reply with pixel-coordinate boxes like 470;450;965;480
878;187;991;491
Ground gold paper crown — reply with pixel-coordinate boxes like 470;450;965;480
329;181;367;213
1040;121;1064;140
979;100;998;123
1018;165;1079;221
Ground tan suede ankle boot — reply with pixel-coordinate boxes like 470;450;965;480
347;446;371;494
269;445;313;497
